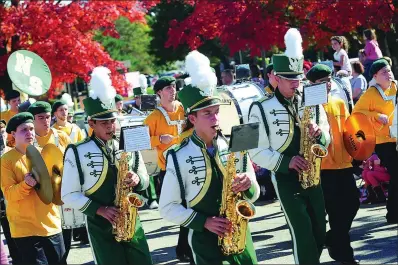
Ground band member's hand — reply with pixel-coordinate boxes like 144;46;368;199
204;217;231;237
96;206;120;226
124;172;140;187
378;114;389;125
24;173;37;187
308;122;321;138
232;173;252;193
160;134;174;145
289;156;309;173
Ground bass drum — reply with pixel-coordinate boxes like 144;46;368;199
217;82;265;136
119;115;160;177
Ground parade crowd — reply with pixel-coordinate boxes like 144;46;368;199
0;28;397;265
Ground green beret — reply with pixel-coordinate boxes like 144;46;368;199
154;76;176;93
370;59;389;77
306;64;332;83
6;112;34;134
52;100;67;114
4;90;20;101
27;101;52;116
115;94;124;103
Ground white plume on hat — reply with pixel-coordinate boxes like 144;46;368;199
184;50;217;96
284;28;303;59
89;66;116;108
61;93;74;107
139;74;148;89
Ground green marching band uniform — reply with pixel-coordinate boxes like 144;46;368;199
61;67;152;265
159;51;260;265
248;29;331;264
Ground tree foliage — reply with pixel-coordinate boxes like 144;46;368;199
0;0;158;98
166;0;397;56
95;16;156;74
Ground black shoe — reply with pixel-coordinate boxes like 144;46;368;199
176;253;191;262
341;259;360;265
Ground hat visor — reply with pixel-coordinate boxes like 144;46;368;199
277;73;305;80
190;97;229;112
89;111;118;120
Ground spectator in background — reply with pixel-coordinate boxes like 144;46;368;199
221;69;235;86
363;29;383;81
0;239;8;264
361;153;389;204
331;36;352;75
358;49;367;66
250;64;265;88
350;61;368;103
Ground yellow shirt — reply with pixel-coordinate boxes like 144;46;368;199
0;109;18;124
35;129;71;153
0;148;62;238
143;102;185;170
52;122;85;143
322;96;352;170
353;82;397;144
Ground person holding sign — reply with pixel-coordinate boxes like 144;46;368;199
1;112;65;264
143;76;186;209
61;67;152;265
248;29;330;265
159;51;260;265
306;64;360;264
353;59;398;224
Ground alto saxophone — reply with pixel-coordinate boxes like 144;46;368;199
113;152;145;242
299;106;328;189
218;151;256;255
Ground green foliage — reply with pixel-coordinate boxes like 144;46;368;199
94;17;155;74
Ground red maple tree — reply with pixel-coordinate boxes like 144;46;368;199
0;0;158;98
166;0;397;56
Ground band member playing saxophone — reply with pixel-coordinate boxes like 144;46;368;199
61;67;152;265
248;29;330;265
159;51;260;265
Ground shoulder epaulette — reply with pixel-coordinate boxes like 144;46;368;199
258;93;274;103
75;137;91;147
174;137;190;153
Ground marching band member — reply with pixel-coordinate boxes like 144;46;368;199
115;94;124;116
27;101;71;264
61;67;152;265
307;64;360;264
52;99;85;144
353;59;398;224
143;76;186;208
264;63;277;95
1;112;65;264
248;29;330;264
1;90;21;147
159;51;260;265
1;120;11;155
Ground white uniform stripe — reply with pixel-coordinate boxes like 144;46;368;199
188;229;197;264
84;215;98;265
271;173;299;264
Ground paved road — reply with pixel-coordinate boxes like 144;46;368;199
2;200;397;264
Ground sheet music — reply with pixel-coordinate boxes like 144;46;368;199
304;83;328;107
122;126;151;152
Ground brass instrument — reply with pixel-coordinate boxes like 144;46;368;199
218;151;256;255
299;107;328;189
113;152;145;242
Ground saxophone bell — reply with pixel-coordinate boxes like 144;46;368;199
236;200;256;219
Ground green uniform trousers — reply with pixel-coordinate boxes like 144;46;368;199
86;215;152;265
189;226;257;265
272;174;326;264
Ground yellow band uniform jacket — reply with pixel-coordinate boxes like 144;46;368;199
321;96;352;170
353;81;397;145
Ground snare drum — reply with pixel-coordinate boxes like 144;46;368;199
218;82;265;135
59;205;85;229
